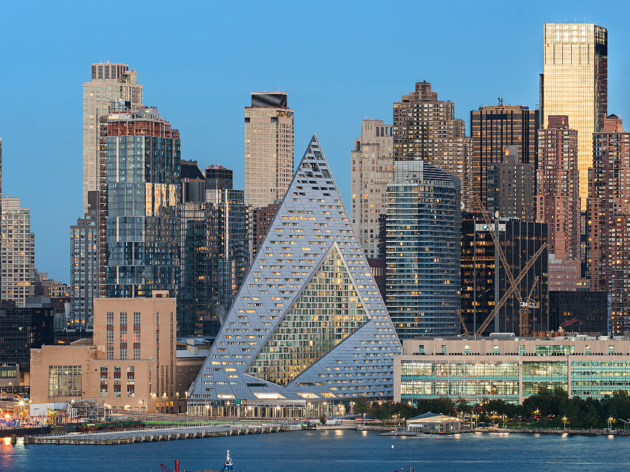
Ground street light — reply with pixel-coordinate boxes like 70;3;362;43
562;416;567;431
609;416;614;430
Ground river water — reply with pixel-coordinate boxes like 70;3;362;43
1;429;629;471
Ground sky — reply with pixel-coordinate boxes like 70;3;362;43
1;0;629;283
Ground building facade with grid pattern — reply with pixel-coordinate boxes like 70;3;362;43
187;135;401;414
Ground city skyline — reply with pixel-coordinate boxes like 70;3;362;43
2;2;630;283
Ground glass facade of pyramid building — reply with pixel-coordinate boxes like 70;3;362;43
187;136;402;417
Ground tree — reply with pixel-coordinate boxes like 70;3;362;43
456;397;472;416
585;404;599;428
353;396;371;415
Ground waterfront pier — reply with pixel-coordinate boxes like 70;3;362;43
24;423;297;445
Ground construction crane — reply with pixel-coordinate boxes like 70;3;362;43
462;196;547;337
559;317;578;332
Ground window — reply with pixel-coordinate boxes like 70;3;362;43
585;345;590;355
120;312;127;325
418;345;424;354
107;329;114;344
519;345;525;355
107;312;114;325
464;345;470;355
609;345;615;355
48;366;82;397
493;345;499;355
107;346;114;360
133;312;141;326
120;348;127;360
133;330;140;343
441;345;447;355
133;348;140;360
120;330;127;343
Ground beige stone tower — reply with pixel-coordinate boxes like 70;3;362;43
351;119;393;258
244;92;294;207
82;63;143;214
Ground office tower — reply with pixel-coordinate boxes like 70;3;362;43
587;115;630;335
179;161;209;337
31;292;178;413
206;188;249;329
83;63;143;214
351;119;394;258
487;145;535;221
460;213;549;336
187;135;401;415
0;140;2;301
1;303;54;373
549;291;609;334
102;105;181;299
244;92;294;207
206;165;233;192
70;190;99;330
252;203;280;257
471;104;539;209
536;116;580;262
1;197;35;306
386;161;461;338
393;82;472;209
541;23;608;210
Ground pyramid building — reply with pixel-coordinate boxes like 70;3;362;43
188;136;401;413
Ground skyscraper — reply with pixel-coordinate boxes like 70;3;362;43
486;145;535;221
1;197;35;306
102;105;181;299
471;104;539;209
206;187;249;328
460;213;549;336
179;160;209;337
187;135;400;415
351;119;394;259
83;63;143;214
386;161;462;338
587;115;629;335
536;116;580;262
244;92;294;208
70;190;99;330
393;82;472;209
541;23;608;209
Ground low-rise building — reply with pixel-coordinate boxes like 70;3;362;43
30;292;178;413
395;337;630;405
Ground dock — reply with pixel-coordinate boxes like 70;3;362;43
24;423;297;445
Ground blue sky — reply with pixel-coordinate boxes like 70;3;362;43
1;0;629;283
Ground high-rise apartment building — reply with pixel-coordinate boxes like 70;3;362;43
536;116;580;261
101;105;181;299
179;161;208;337
252;203;280;257
587;115;630;335
70;190;99;330
351;119;394;258
541;23;608;209
1;197;35;306
206;188;249;327
244;93;294;208
187;136;401;415
460;213;549;336
486;145;535;221
393;82;472;209
83;63;143;214
471;105;539;209
386;161;462;338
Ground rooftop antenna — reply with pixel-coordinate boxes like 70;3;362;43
498;96;503;106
